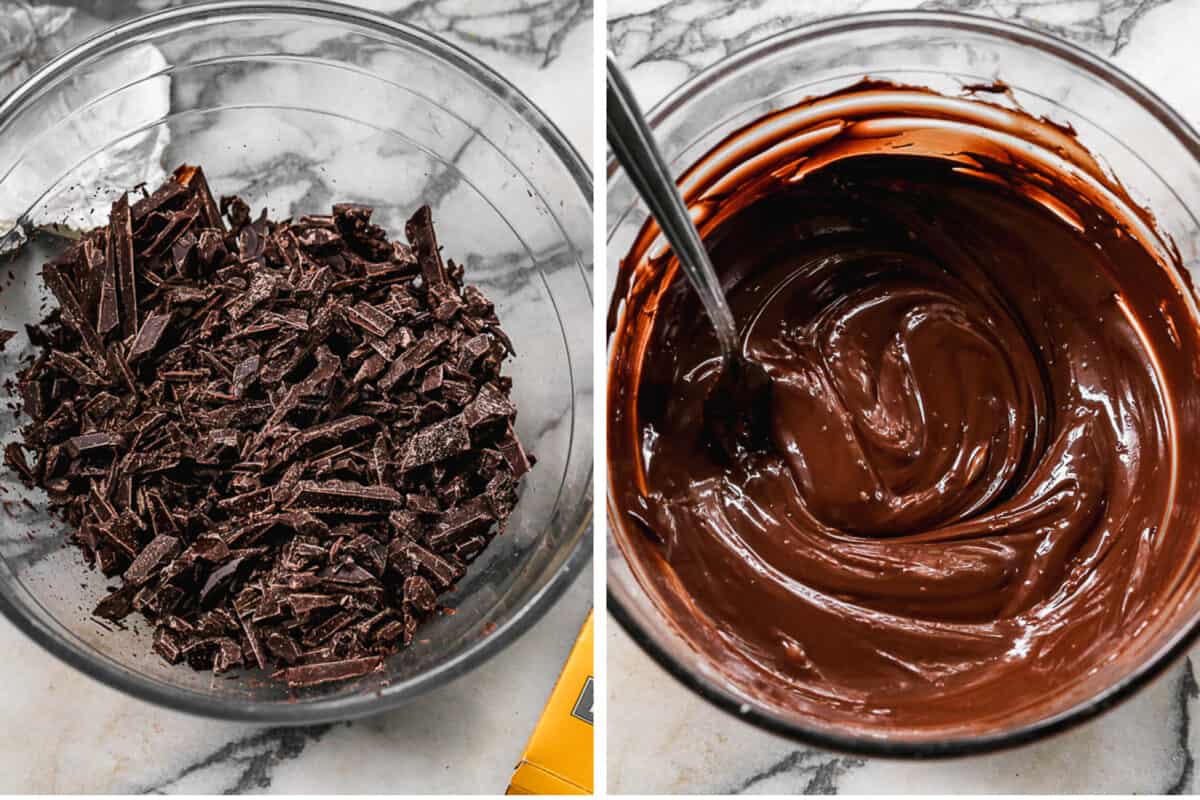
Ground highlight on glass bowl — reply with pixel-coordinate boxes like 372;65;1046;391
0;0;592;723
606;11;1200;756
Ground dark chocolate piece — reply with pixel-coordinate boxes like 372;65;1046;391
281;655;382;688
285;480;403;516
123;534;181;585
94;584;138;621
127;311;171;363
110;194;139;337
399;416;470;471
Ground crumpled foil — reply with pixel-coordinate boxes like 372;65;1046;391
0;3;170;250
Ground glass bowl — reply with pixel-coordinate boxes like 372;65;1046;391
607;10;1200;756
0;0;592;723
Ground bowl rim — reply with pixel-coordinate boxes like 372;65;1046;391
606;8;1200;759
0;0;593;724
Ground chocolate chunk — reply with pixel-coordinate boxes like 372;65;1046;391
174;165;225;232
379;328;449;391
199;556;245;607
405;205;448;291
420;364;444;395
406;494;440;516
228;269;279;320
399;416;470;471
131;179;187;224
48;350;105;385
498;424;532;478
428;498;495;551
109;194;139;337
322;560;375;585
287;593;341;616
8;167;529;686
226;356;257;400
94;583;138;621
136;583;185;617
285;480;403;516
139;195;201;258
266;632;302;664
279;416;375;461
153;627;186;663
282;655;382;688
463;383;517;430
124;535;181;585
65;431;125;457
402;575;437;612
211;637;244;673
193;533;232;562
345;302;395;338
390;538;462;588
127;311;171;363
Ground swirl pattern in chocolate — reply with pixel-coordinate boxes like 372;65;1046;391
608;83;1200;740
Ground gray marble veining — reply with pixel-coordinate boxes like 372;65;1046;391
610;0;1173;82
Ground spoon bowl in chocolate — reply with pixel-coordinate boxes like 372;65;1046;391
606;54;774;459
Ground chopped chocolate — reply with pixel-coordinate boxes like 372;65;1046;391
390;537;463;588
126;311;171;363
464;383;518;430
109;194;138;337
94;583;137;621
344;302;395;338
399;415;470;471
285;480;403;516
65;431;124;457
281;655;382;688
153;627;186;663
428;497;495;551
124;534;181;586
8;167;529;687
198;556;245;607
403;575;438;612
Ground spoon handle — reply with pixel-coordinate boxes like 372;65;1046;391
606;54;740;360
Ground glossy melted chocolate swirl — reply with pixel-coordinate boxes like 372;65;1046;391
608;83;1200;737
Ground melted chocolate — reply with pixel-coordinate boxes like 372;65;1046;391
608;82;1200;739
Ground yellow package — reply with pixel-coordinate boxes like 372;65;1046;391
507;611;594;795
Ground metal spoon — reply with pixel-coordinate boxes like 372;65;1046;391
606;54;773;458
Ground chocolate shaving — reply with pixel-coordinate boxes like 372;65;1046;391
110;194;138;337
8;168;529;686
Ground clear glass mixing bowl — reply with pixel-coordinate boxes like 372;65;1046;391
607;10;1200;756
0;0;592;723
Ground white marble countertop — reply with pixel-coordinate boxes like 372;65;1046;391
0;0;593;794
607;0;1200;794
